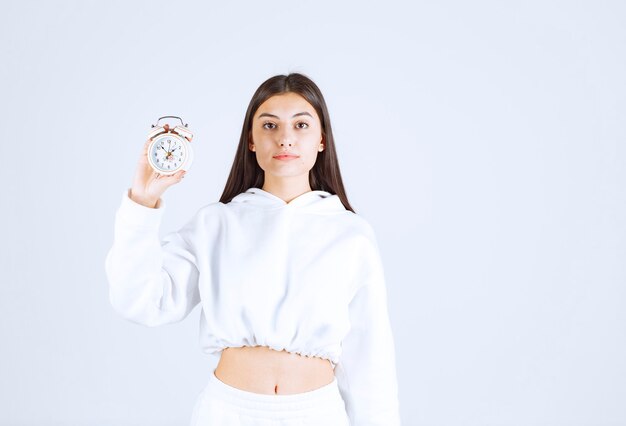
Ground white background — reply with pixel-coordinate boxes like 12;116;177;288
1;1;624;425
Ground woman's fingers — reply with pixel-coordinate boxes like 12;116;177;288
165;170;186;181
154;170;186;184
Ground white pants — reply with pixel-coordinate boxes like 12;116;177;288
189;369;350;425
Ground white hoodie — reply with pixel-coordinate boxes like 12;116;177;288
104;187;401;425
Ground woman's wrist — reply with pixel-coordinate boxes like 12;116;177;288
129;189;159;208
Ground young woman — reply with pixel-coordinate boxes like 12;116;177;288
105;73;401;425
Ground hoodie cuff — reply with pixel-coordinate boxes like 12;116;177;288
116;188;166;229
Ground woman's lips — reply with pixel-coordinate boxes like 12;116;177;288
273;154;299;160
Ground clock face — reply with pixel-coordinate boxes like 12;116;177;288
149;134;186;172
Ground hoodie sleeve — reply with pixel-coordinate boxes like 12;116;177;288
104;189;201;327
335;222;402;426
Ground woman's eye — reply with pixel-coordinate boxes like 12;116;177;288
262;122;308;130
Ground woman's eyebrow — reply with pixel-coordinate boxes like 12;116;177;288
257;112;313;119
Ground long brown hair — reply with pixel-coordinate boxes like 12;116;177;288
218;72;355;213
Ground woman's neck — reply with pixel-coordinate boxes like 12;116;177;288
261;175;312;204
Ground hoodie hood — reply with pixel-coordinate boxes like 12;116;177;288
229;187;348;214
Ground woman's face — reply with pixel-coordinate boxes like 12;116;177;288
249;92;324;184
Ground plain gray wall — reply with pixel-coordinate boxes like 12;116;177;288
1;0;624;425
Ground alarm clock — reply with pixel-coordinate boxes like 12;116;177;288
146;116;194;175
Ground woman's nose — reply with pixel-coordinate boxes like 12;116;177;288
277;127;295;146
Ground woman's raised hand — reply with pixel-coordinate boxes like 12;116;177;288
129;124;191;208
